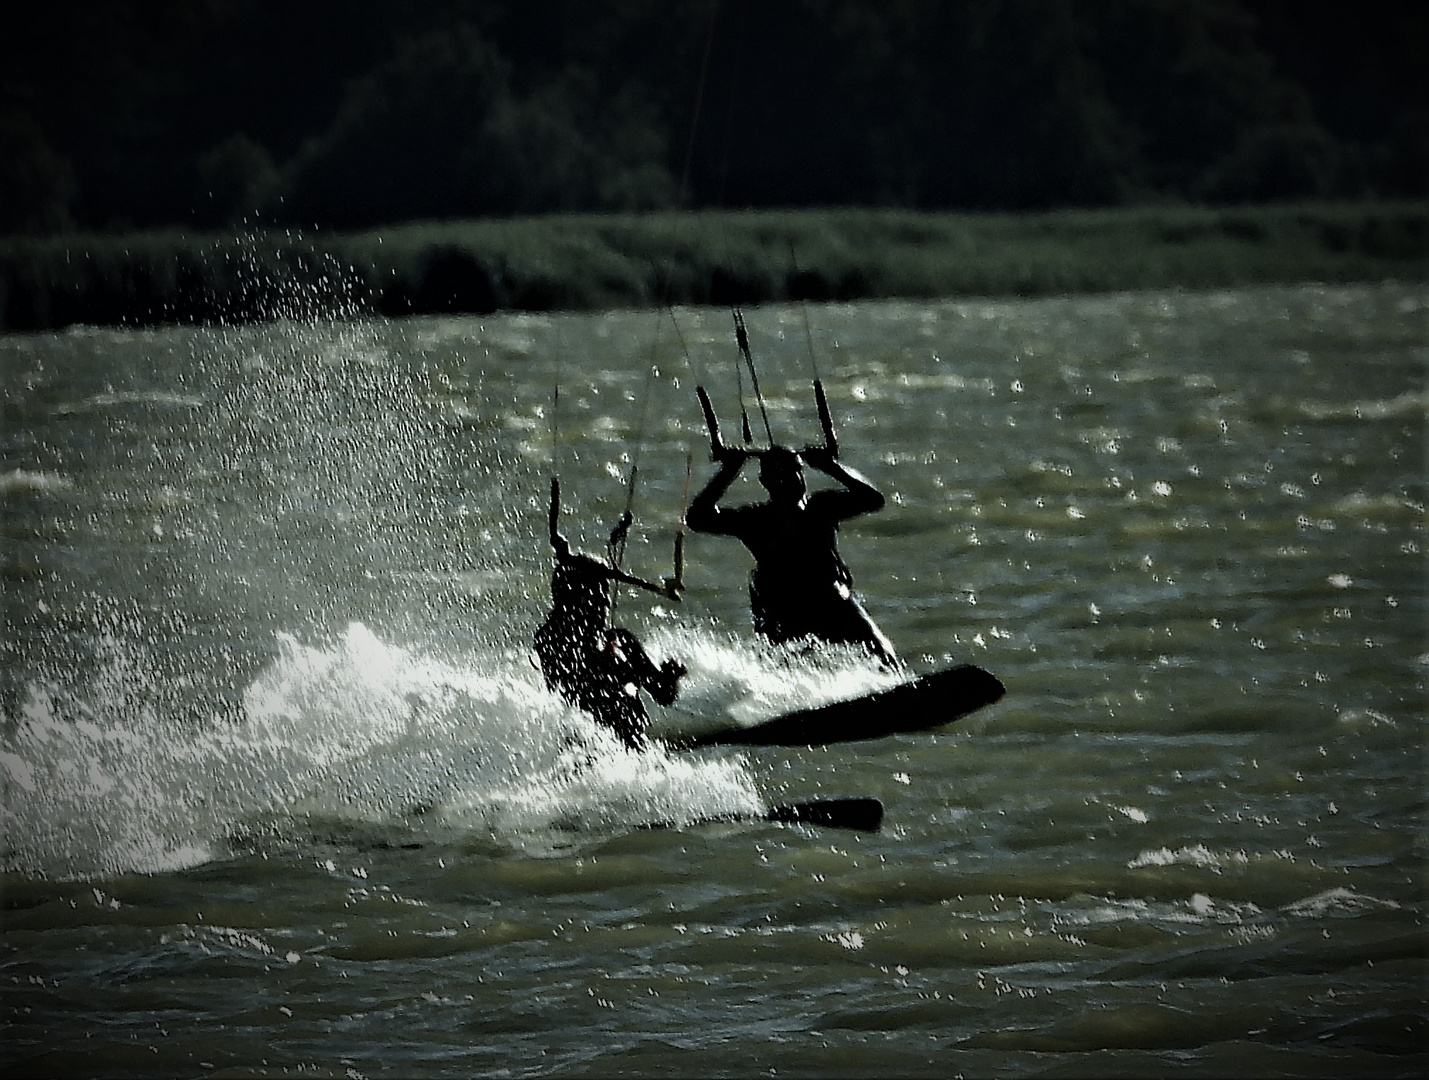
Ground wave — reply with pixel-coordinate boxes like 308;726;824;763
0;468;72;497
1279;886;1402;918
1127;844;1251;873
52;389;207;416
1299;389;1429;422
2;618;895;879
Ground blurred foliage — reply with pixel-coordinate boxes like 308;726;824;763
3;202;1425;332
194;135;279;229
0;112;76;234
1;0;1425;236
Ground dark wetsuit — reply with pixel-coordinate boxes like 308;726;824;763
534;480;684;749
687;447;900;667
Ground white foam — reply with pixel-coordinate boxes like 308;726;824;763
0;468;73;496
1280;887;1401;918
1127;844;1250;872
3;618;798;877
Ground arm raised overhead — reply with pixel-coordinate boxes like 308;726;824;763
686;446;751;535
548;476;572;557
799;446;885;518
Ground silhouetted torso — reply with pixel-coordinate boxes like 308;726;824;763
687;448;899;666
534;480;684;749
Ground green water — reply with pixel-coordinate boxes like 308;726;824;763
2;283;1425;1077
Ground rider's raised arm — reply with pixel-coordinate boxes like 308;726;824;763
686;450;749;535
800;447;885;518
548;477;572;558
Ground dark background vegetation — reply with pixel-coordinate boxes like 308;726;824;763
3;0;1425;237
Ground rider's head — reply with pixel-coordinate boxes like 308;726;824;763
758;446;806;503
551;551;612;618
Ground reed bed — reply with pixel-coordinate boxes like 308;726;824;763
2;202;1424;332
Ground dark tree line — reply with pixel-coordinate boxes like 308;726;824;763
2;0;1424;236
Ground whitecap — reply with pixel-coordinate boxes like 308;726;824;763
1280;887;1401;918
53;389;206;416
1335;707;1396;729
1127;844;1249;872
0;468;72;497
1300;390;1429;422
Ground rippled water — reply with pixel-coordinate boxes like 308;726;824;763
2;283;1425;1077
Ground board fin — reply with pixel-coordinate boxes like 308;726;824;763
764;797;884;832
642;796;885;833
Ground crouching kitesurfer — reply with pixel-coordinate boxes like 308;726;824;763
534;477;686;750
686;386;901;670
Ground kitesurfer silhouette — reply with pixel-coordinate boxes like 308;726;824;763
534;477;686;750
687;433;900;669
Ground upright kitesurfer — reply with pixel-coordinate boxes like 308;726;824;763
535;477;686;750
686;423;900;669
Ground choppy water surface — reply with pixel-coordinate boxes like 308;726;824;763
2;283;1425;1077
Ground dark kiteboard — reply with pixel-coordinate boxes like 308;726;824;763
665;664;1004;750
642;796;886;833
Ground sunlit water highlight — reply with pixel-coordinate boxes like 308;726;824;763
2;283;1425;1077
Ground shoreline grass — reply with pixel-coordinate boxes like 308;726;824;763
2;202;1425;333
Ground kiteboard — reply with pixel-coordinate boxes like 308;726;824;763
664;664;1004;750
643;796;886;833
